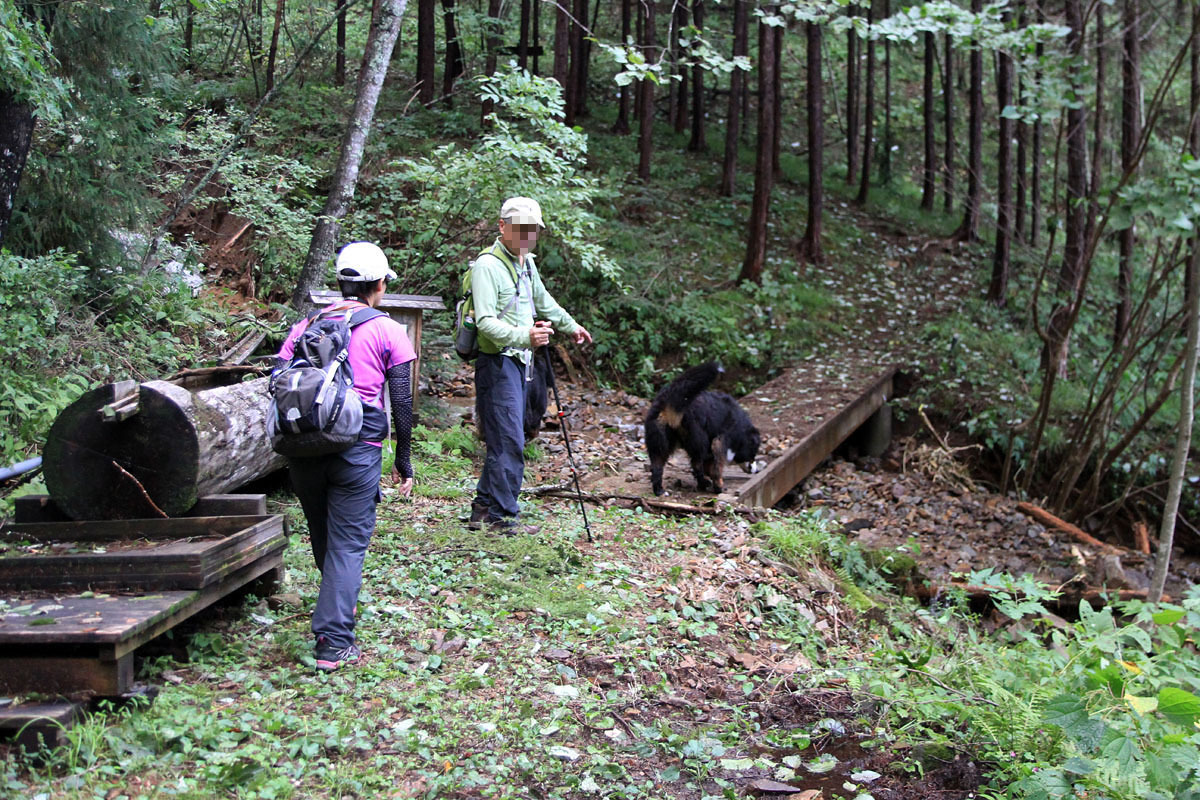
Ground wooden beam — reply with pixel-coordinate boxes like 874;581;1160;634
736;367;896;508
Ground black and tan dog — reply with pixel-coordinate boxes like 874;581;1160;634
644;361;761;495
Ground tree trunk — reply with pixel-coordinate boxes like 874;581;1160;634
1117;0;1141;345
989;21;1015;307
1087;6;1105;244
290;0;409;311
265;0;286;94
772;23;783;178
800;21;824;266
554;0;569;91
672;0;689;134
1044;0;1089;378
1030;2;1044;245
0;92;35;248
637;0;656;183
481;0;502;125
613;0;633;134
881;0;892;185
441;0;464;106
720;0;749;196
921;30;936;210
416;0;436;105
942;29;954;212
566;0;583;124
846;4;860;185
688;0;706;152
953;0;983;241
1149;216;1200;601
1015;1;1028;245
739;16;776;285
532;0;541;75
186;0;197;71
43;377;286;521
518;0;530;70
855;0;875;206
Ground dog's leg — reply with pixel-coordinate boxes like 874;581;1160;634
645;420;671;495
707;435;726;491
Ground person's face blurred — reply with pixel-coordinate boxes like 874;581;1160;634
499;220;540;255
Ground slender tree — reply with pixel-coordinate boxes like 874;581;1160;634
291;0;409;310
688;0;706;152
800;20;824;265
721;0;749;195
575;0;591;118
186;0;196;71
740;16;777;284
1030;2;1044;245
554;0;569;91
921;30;936;210
953;0;983;241
672;0;689;134
518;0;531;70
637;0;656;182
1015;1;1028;244
613;0;632;134
481;0;502;124
416;0;436;105
441;0;464;105
265;0;286;94
881;0;892;185
1117;0;1141;345
989;19;1015;306
855;0;875;206
772;23;783;178
942;29;954;212
846;4;860;185
1044;0;1090;376
1088;5;1105;244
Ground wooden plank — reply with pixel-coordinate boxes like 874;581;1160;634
1;515;269;544
0;515;284;592
0;700;86;749
187;494;267;516
0;551;284;648
0;652;133;696
735;368;895;509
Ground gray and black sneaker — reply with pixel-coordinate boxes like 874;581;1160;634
315;637;362;671
464;503;489;531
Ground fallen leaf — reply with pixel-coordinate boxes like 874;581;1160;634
750;778;805;793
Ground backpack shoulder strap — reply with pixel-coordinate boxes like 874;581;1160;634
347;307;387;328
476;246;520;287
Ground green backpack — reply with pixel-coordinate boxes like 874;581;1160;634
453;246;522;361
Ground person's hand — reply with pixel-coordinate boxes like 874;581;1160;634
573;325;593;345
391;466;414;498
530;320;554;347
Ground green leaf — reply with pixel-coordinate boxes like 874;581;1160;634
1043;695;1090;735
1152;608;1185;625
1157;687;1200;726
1099;731;1139;772
1062;756;1093;775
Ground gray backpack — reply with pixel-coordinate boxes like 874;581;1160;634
267;306;385;457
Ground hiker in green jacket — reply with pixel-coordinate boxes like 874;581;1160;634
468;197;592;534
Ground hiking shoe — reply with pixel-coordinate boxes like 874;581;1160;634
315;639;362;671
463;503;490;531
486;519;540;536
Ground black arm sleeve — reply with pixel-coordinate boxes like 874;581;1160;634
386;364;414;479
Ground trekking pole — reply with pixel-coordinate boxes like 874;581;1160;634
542;346;593;542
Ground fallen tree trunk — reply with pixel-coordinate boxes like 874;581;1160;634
43;376;285;520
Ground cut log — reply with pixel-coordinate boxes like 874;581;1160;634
1016;501;1126;555
43;377;285;520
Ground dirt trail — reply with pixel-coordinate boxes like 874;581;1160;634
429;205;1198;599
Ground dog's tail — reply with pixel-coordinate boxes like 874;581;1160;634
644;361;722;425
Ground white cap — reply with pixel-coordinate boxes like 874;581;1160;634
500;196;545;229
335;241;396;282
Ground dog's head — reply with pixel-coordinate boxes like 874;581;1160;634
726;426;762;473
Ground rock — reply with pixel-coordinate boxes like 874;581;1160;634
267;593;302;609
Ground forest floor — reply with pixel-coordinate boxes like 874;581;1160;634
5;205;1197;800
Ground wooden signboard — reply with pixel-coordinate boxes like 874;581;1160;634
308;291;444;414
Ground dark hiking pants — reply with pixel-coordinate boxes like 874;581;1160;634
288;441;381;649
474;352;528;523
